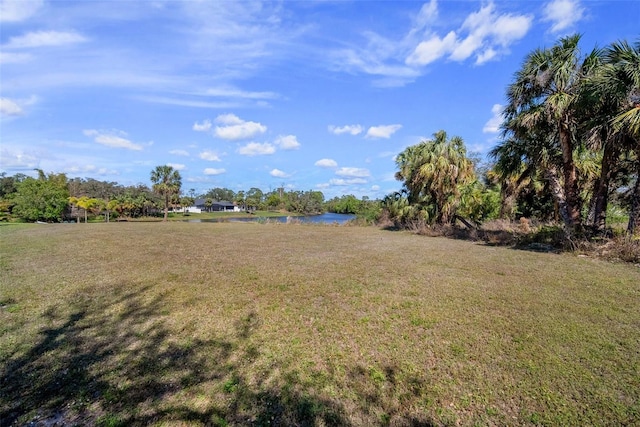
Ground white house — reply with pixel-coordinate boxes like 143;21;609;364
184;199;240;213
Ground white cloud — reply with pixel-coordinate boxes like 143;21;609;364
329;178;368;186
65;164;117;176
275;135;300;150
169;149;190;156
3;30;87;49
200;86;279;100
406;31;457;66
450;3;532;64
204;168;226;175
270;168;289;178
371;185;381;191
491;12;533;46
0;97;24;116
0;0;43;22
0;95;37;117
332;46;420;86
483;104;503;134
449;34;482;62
315;158;338;168
415;0;439;26
476;48;497;65
336;167;370;178
542;0;585;33
407;2;532;67
237;142;275;156
214;113;266;140
328;124;364;135
215;120;267;139
335;1;531;84
366;124;402;139
215;113;244;125
193;120;212;132
83;129;144;151
167;163;186;171
0;148;39;170
199;150;221;161
138;96;239;109
329;5;428;86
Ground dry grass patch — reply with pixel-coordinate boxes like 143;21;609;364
1;222;639;426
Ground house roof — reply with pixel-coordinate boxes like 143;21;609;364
193;198;235;207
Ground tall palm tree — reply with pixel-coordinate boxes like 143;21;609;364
583;39;640;235
491;118;571;226
605;40;640;235
504;34;601;234
150;165;182;221
395;130;475;224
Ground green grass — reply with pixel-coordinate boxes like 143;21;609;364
168;210;296;220
71;210;295;224
1;222;639;426
139;210;296;222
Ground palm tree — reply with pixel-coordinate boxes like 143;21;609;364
180;196;195;214
107;199;119;222
603;40;640;235
150;165;182;221
485;160;532;220
491;119;571;226
395;130;475;224
504;34;601;234
76;196;92;223
583;41;640;232
581;39;640;235
382;191;426;227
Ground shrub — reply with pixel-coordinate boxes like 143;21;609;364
593;237;640;263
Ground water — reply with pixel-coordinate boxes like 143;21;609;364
282;212;356;224
185;212;356;224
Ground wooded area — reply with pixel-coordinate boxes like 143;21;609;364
383;35;639;239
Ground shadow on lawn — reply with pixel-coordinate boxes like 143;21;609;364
0;286;436;427
382;223;564;254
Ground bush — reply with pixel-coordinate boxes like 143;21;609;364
12;175;69;222
592;237;640;264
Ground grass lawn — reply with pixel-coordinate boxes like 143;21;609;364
140;211;294;222
1;222;638;426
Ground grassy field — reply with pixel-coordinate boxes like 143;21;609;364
167;211;295;221
1;222;638;426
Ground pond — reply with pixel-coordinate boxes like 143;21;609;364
184;212;356;224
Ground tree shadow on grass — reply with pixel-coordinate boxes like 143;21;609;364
1;284;443;426
339;365;437;427
1;286;358;426
381;223;565;255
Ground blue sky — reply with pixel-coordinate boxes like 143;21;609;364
1;0;638;199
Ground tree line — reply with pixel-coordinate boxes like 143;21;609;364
0;166;378;223
384;35;639;238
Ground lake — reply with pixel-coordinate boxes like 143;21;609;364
185;212;356;224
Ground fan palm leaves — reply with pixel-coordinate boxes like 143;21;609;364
582;39;640;234
395;130;475;225
602;40;640;235
603;40;640;136
150;165;182;222
503;34;601;234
